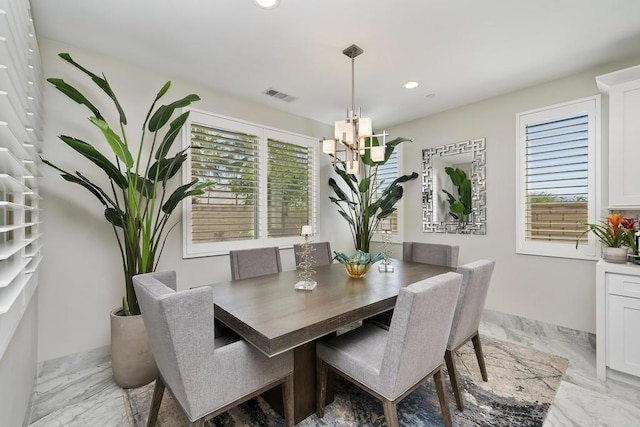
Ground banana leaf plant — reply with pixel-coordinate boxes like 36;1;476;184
43;53;210;316
442;166;472;222
328;137;418;254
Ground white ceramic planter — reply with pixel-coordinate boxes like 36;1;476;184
602;247;629;264
110;308;158;389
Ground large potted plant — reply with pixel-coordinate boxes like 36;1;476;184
44;53;210;388
328;137;418;276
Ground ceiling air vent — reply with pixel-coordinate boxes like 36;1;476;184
263;88;297;103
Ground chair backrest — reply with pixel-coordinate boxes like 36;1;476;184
447;259;495;350
293;241;333;268
144;270;177;290
402;241;459;267
229;247;282;280
133;272;216;417
380;272;462;398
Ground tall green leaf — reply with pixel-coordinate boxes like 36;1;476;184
89;117;134;168
47;78;104;121
358;176;371;194
162;179;207;214
148;94;200;132
59;135;128;188
135;176;155;198
334;166;358;193
155;112;190;160
58;53;127;124
148;152;187;182
328;177;349;202
105;207;125;227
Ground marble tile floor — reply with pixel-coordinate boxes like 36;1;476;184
26;311;640;427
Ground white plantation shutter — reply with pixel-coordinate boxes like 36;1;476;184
190;123;260;243
267;138;314;238
183;111;318;257
375;150;399;233
0;0;44;357
524;114;588;243
516;96;600;259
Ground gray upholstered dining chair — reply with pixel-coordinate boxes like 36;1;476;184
133;272;294;427
445;259;495;411
403;241;460;267
229;247;282;280
293;241;333;267
366;241;461;327
316;272;463;427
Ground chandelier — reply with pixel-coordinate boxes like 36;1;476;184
322;44;387;174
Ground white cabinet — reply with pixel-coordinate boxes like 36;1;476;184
596;260;640;380
608;294;640;377
596;65;640;208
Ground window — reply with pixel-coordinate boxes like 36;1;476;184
516;96;601;259
374;150;400;236
183;110;318;257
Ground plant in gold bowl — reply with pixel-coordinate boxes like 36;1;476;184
334;251;386;278
329;138;418;277
576;213;637;263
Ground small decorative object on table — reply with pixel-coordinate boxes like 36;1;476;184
576;213;637;264
334;250;386;279
295;225;317;290
378;219;394;273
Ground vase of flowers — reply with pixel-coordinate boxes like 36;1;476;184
576;213;637;263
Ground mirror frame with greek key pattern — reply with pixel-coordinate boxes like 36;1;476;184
422;138;486;234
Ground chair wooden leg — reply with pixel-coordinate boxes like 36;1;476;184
147;377;165;427
472;333;488;381
382;400;399;427
316;358;328;418
282;373;294;427
434;368;452;427
444;350;464;411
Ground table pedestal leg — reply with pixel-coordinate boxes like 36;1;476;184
262;338;335;423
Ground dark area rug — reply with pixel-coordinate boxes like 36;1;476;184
124;336;568;426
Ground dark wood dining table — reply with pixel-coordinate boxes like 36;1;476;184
208;259;454;423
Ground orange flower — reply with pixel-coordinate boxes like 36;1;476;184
608;213;624;229
608;213;624;238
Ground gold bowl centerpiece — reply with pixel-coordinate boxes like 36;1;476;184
334;250;386;279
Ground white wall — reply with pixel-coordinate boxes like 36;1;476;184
388;57;640;334
39;37;640;363
0;296;37;426
38;38;335;361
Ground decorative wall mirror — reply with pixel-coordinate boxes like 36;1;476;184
422;138;486;234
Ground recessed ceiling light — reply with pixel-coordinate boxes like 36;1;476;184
254;0;279;9
403;81;419;89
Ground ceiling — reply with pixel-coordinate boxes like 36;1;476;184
31;0;640;129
